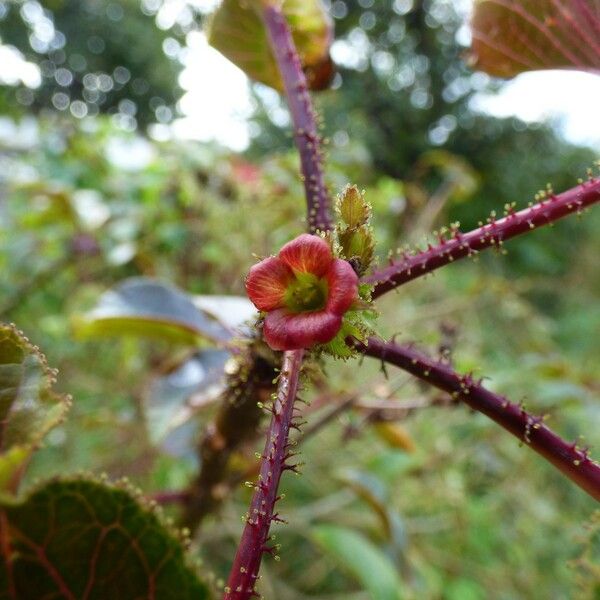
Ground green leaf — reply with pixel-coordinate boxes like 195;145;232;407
76;277;232;345
0;477;211;598
312;524;404;600
469;0;600;77
335;185;375;274
320;308;378;359
337;184;371;228
338;226;375;273
320;317;363;359
336;470;407;561
0;324;70;495
208;0;334;91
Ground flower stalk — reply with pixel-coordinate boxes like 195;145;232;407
224;349;304;599
261;2;333;233
357;336;600;501
364;176;600;298
226;6;336;595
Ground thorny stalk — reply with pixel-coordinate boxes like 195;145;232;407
364;176;600;298
224;349;304;599
261;2;333;233
357;337;600;501
224;4;337;594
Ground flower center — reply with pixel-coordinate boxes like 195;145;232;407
284;272;328;313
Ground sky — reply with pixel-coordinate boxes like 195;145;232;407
170;30;253;151
471;70;600;149
171;30;600;151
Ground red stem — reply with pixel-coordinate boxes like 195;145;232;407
261;3;333;233
357;337;600;502
364;177;600;298
224;349;304;599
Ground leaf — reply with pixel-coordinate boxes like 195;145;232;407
312;524;404;600
208;0;334;92
469;0;600;77
337;469;407;558
338;225;375;273
320;308;378;359
147;349;230;454
0;324;70;495
373;422;416;453
193;295;256;331
0;477;211;598
336;184;371;228
76;277;232;345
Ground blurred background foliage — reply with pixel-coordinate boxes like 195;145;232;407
0;0;599;598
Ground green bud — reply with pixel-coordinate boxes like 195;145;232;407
338;225;374;275
337;185;371;228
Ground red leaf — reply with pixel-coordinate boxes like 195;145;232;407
469;0;600;77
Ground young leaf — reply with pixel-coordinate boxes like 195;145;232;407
312;524;404;600
207;0;334;91
76;277;232;345
0;477;211;598
373;422;416;453
0;324;70;494
337;185;371;228
470;0;600;77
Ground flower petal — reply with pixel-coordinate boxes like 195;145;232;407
278;233;332;277
326;259;359;315
245;257;293;312
263;309;342;351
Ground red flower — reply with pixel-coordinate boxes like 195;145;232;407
246;234;359;351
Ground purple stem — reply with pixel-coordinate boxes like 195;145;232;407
364;177;600;299
261;3;333;233
357;337;600;502
224;349;304;600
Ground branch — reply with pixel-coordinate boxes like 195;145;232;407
224;349;304;600
356;337;600;502
299;394;356;441
364;177;600;299
261;3;333;233
150;490;191;506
